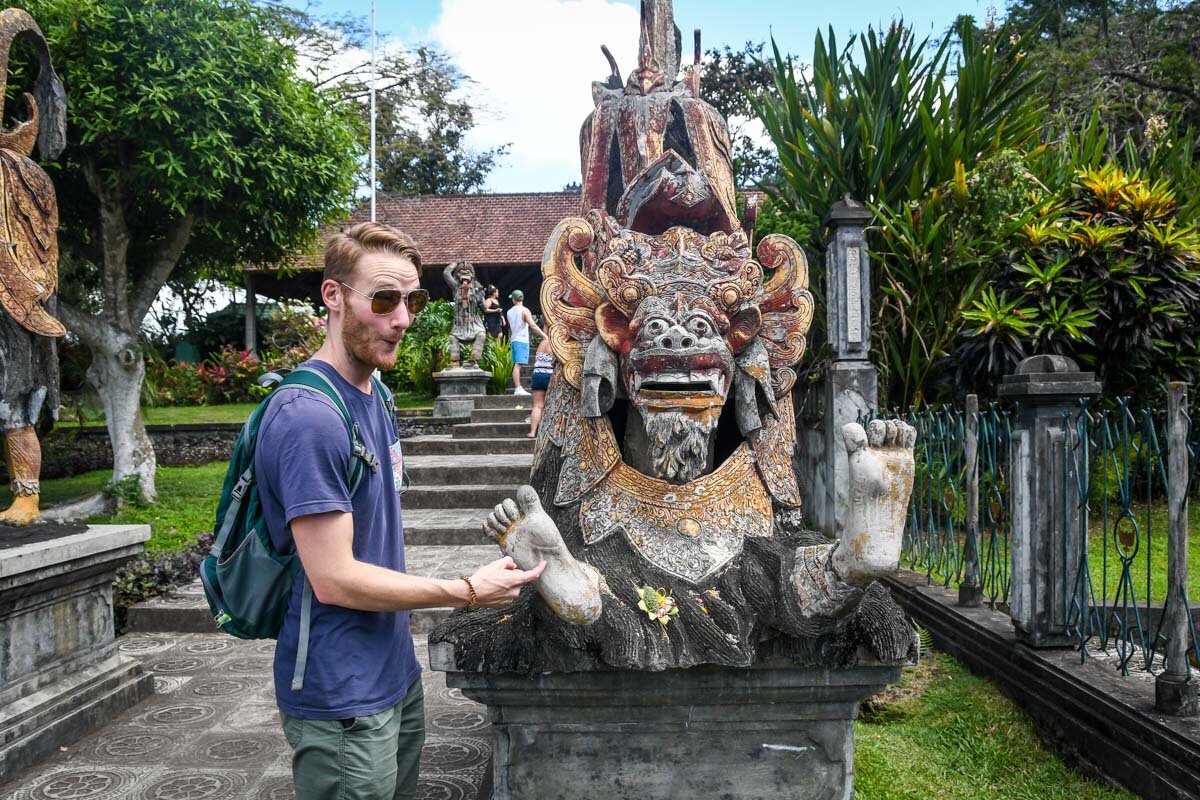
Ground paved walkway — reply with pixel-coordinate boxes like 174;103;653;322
1;632;489;800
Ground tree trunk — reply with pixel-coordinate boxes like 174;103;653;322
87;330;156;502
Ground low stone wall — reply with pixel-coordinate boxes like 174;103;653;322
5;413;456;481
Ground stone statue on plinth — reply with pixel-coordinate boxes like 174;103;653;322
430;2;918;796
0;8;68;526
443;260;485;368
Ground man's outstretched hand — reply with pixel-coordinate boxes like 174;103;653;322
465;556;546;608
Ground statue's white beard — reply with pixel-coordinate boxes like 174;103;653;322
643;410;717;484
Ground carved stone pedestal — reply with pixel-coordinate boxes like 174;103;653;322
431;642;897;800
433;366;492;418
0;524;154;780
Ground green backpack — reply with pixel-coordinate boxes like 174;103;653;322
198;366;396;692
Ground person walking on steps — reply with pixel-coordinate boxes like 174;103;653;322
255;222;545;800
506;290;546;396
528;336;556;438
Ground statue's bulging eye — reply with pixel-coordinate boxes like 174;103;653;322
645;319;668;337
688;318;713;337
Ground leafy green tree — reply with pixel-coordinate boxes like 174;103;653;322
269;6;506;195
1003;0;1200;159
19;0;360;501
700;42;778;187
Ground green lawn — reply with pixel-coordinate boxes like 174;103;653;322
56;392;433;429
855;650;1132;799
1;461;228;552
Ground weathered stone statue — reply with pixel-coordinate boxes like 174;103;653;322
431;2;917;795
443;260;485;368
434;5;916;674
0;8;68;526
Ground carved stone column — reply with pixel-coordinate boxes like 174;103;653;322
1000;355;1101;647
821;197;877;537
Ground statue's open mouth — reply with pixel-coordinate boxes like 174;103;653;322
627;350;732;405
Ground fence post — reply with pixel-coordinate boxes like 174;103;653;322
1156;382;1199;715
959;394;983;607
1000;355;1100;647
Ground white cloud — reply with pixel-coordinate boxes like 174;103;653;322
431;0;641;193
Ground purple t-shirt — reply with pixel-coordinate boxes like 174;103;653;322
255;359;419;720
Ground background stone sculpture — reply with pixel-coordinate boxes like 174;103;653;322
0;7;68;526
443;260;485;368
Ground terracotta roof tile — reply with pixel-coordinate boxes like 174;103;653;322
285;190;584;272
274;188;767;273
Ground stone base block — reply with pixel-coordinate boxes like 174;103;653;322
433;367;491;418
432;642;897;800
0;652;153;781
1156;673;1200;717
1;524;152;782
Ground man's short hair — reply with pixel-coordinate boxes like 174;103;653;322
323;222;422;284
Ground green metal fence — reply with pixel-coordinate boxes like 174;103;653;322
900;392;1198;680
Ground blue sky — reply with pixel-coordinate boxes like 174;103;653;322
307;1;996;192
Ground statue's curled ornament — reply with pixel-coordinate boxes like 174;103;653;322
432;0;917;673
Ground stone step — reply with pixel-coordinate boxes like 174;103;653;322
402;508;493;546
452;422;530;440
401;484;519;509
401;435;534;456
405;454;531;486
125;545;500;635
474;394;533;410
470;408;530;424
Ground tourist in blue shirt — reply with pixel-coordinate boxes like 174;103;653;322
256;222;545;800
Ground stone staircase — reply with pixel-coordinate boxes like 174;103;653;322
127;393;535;634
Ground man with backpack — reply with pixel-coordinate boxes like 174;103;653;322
251;222;545;799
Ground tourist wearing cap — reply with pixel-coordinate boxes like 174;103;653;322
505;290;546;395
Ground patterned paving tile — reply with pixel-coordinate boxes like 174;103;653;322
1;633;488;800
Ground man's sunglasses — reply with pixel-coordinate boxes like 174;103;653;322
339;282;430;315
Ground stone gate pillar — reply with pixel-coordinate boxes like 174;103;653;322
821;197;877;537
999;355;1101;647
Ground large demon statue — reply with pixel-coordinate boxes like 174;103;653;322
432;0;917;672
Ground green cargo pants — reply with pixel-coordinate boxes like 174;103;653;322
280;677;425;800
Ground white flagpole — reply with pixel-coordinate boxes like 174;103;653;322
370;0;377;222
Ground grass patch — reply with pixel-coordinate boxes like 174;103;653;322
855;650;1132;799
1;461;228;552
57;390;434;429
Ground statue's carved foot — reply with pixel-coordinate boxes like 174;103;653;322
832;419;916;585
484;485;603;624
0;495;42;526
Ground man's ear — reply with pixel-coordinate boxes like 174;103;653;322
320;279;343;313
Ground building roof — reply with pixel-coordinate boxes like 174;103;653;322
285;190;585;272
271;187;768;274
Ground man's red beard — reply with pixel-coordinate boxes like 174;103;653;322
341;298;399;371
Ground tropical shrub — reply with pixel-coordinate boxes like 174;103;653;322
955;165;1200;398
259;305;327;372
753;20;1045;407
480;335;514;394
387;299;453;397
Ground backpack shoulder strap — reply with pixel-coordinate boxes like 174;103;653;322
279;367;377;493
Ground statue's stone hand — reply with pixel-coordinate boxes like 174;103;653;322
831;419;917;585
484;485;603;624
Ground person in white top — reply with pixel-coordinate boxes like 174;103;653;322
505;290;546;395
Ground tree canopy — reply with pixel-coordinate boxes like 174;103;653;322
11;0;362;499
